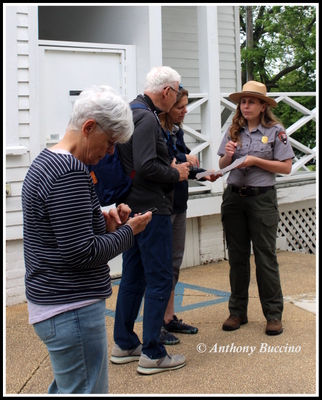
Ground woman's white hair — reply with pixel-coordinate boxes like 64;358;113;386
144;66;181;94
68;85;134;143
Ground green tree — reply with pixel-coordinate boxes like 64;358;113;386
240;5;316;90
239;5;316;151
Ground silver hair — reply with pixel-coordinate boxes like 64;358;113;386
68;85;134;143
144;66;181;94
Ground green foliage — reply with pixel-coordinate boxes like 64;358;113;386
271;70;316;151
273;100;316;150
239;6;316;149
240;6;316;88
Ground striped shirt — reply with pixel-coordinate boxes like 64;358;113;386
22;148;133;305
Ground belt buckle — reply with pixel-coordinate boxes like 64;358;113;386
239;186;247;197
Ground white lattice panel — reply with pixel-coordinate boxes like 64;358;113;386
277;207;316;254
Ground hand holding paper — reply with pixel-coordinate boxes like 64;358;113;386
195;155;247;179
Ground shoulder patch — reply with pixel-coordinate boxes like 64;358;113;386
278;131;288;145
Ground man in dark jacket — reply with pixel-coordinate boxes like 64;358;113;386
111;66;190;375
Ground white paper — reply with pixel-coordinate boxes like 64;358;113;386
196;155;247;179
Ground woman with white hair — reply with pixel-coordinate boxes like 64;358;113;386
22;85;152;394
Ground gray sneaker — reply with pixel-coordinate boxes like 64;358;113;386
137;353;186;375
110;343;142;364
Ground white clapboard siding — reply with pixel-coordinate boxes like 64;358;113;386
181;218;200;268
6;167;29;183
6;211;23;226
6;6;36;249
6;196;23;213
162;6;200;94
162;5;200;144
162;5;239;109
6;153;30;168
6;155;27;211
217;6;240;93
161;5;239;150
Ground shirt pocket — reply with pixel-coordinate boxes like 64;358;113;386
252;141;274;160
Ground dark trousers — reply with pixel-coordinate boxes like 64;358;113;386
171;211;187;289
114;214;173;359
221;186;283;320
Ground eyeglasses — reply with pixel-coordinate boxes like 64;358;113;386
164;86;180;95
96;122;118;150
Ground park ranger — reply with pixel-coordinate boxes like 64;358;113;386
217;80;295;336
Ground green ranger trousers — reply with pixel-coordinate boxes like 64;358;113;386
221;185;283;320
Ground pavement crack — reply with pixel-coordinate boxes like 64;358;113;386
18;354;50;394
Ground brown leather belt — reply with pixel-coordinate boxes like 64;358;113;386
230;185;275;197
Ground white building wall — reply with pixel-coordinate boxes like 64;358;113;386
6;240;26;306
199;214;225;264
162;5;200;133
162;6;199;89
161;5;240;94
5;5;39;306
217;6;241;92
38;5;160;95
5;5;316;306
4;5;162;306
161;5;240;156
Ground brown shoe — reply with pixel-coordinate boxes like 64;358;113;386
266;319;283;335
222;315;248;331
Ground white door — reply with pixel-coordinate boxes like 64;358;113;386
38;41;136;143
38;41;136;276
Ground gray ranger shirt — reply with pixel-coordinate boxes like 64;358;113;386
217;123;295;187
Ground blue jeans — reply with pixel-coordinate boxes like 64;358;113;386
114;214;173;359
33;300;108;394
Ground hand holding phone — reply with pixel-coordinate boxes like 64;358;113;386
140;207;158;215
126;209;153;235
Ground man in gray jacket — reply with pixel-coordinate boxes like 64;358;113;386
111;66;190;375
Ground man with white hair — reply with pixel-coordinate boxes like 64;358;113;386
111;66;190;375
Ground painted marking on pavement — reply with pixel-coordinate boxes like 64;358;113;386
105;280;230;321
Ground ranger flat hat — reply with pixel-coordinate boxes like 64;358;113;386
229;80;277;108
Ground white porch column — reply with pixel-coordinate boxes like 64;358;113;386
197;6;223;194
148;6;163;69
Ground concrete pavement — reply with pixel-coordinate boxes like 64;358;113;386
5;250;317;396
